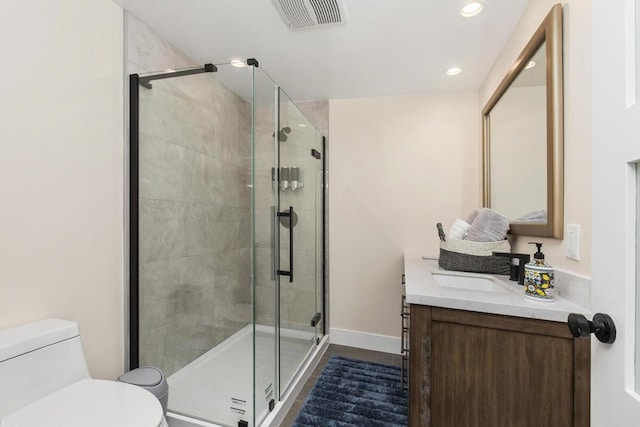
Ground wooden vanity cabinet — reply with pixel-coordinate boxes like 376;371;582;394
408;306;590;427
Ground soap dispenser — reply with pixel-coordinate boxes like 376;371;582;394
524;242;555;301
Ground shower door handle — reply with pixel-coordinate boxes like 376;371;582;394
289;206;294;283
277;206;294;283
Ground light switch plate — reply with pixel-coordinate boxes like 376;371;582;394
566;224;581;261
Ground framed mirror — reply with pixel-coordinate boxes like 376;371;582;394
483;4;563;238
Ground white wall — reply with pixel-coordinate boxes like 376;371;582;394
0;0;124;379
329;92;481;340
480;0;592;277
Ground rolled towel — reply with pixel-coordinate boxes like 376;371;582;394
466;208;480;224
464;208;510;242
448;218;471;240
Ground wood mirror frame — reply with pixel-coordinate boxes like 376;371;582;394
482;4;564;238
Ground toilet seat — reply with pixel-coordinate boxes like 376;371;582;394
1;379;166;427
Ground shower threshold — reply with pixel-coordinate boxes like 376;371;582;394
165;324;327;427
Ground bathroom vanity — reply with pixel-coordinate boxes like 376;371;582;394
404;256;590;427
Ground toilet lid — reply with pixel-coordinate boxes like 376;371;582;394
1;379;165;427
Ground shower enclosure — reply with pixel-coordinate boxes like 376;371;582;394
129;60;326;427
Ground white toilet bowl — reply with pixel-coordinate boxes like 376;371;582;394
0;319;167;427
1;380;167;427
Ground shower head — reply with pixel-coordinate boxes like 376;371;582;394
273;126;292;142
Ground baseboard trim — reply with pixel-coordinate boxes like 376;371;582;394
329;328;400;354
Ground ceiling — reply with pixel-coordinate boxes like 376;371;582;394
114;0;530;101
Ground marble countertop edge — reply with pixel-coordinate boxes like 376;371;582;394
404;254;592;323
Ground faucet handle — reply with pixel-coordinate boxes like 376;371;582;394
492;252;531;285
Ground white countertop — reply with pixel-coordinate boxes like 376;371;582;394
404;255;591;323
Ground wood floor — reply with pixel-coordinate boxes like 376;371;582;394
279;344;403;426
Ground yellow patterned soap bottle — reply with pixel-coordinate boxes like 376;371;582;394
524;242;555;301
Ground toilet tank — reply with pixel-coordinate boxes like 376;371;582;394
0;319;91;418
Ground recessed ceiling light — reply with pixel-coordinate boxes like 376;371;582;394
298;123;308;128
230;59;246;68
525;60;536;70
460;1;484;18
446;67;462;76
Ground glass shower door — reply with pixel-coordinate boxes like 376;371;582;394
277;89;324;396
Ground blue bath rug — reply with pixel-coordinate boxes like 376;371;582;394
292;355;408;427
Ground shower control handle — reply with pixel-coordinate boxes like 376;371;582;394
277;206;294;283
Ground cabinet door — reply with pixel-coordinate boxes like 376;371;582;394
409;306;589;427
432;322;574;426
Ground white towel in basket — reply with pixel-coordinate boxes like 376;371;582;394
464;208;510;242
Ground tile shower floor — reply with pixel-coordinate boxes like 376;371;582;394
168;325;314;427
279;345;403;427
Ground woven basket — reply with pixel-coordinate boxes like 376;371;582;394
438;238;511;275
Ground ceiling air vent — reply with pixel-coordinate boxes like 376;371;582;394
272;0;347;31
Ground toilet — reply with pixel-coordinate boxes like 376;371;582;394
0;318;167;427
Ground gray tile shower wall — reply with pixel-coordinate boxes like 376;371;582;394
127;13;251;376
296;100;329;137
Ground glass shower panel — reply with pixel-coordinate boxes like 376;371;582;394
313;128;325;340
252;67;279;426
277;89;324;396
137;63;255;426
